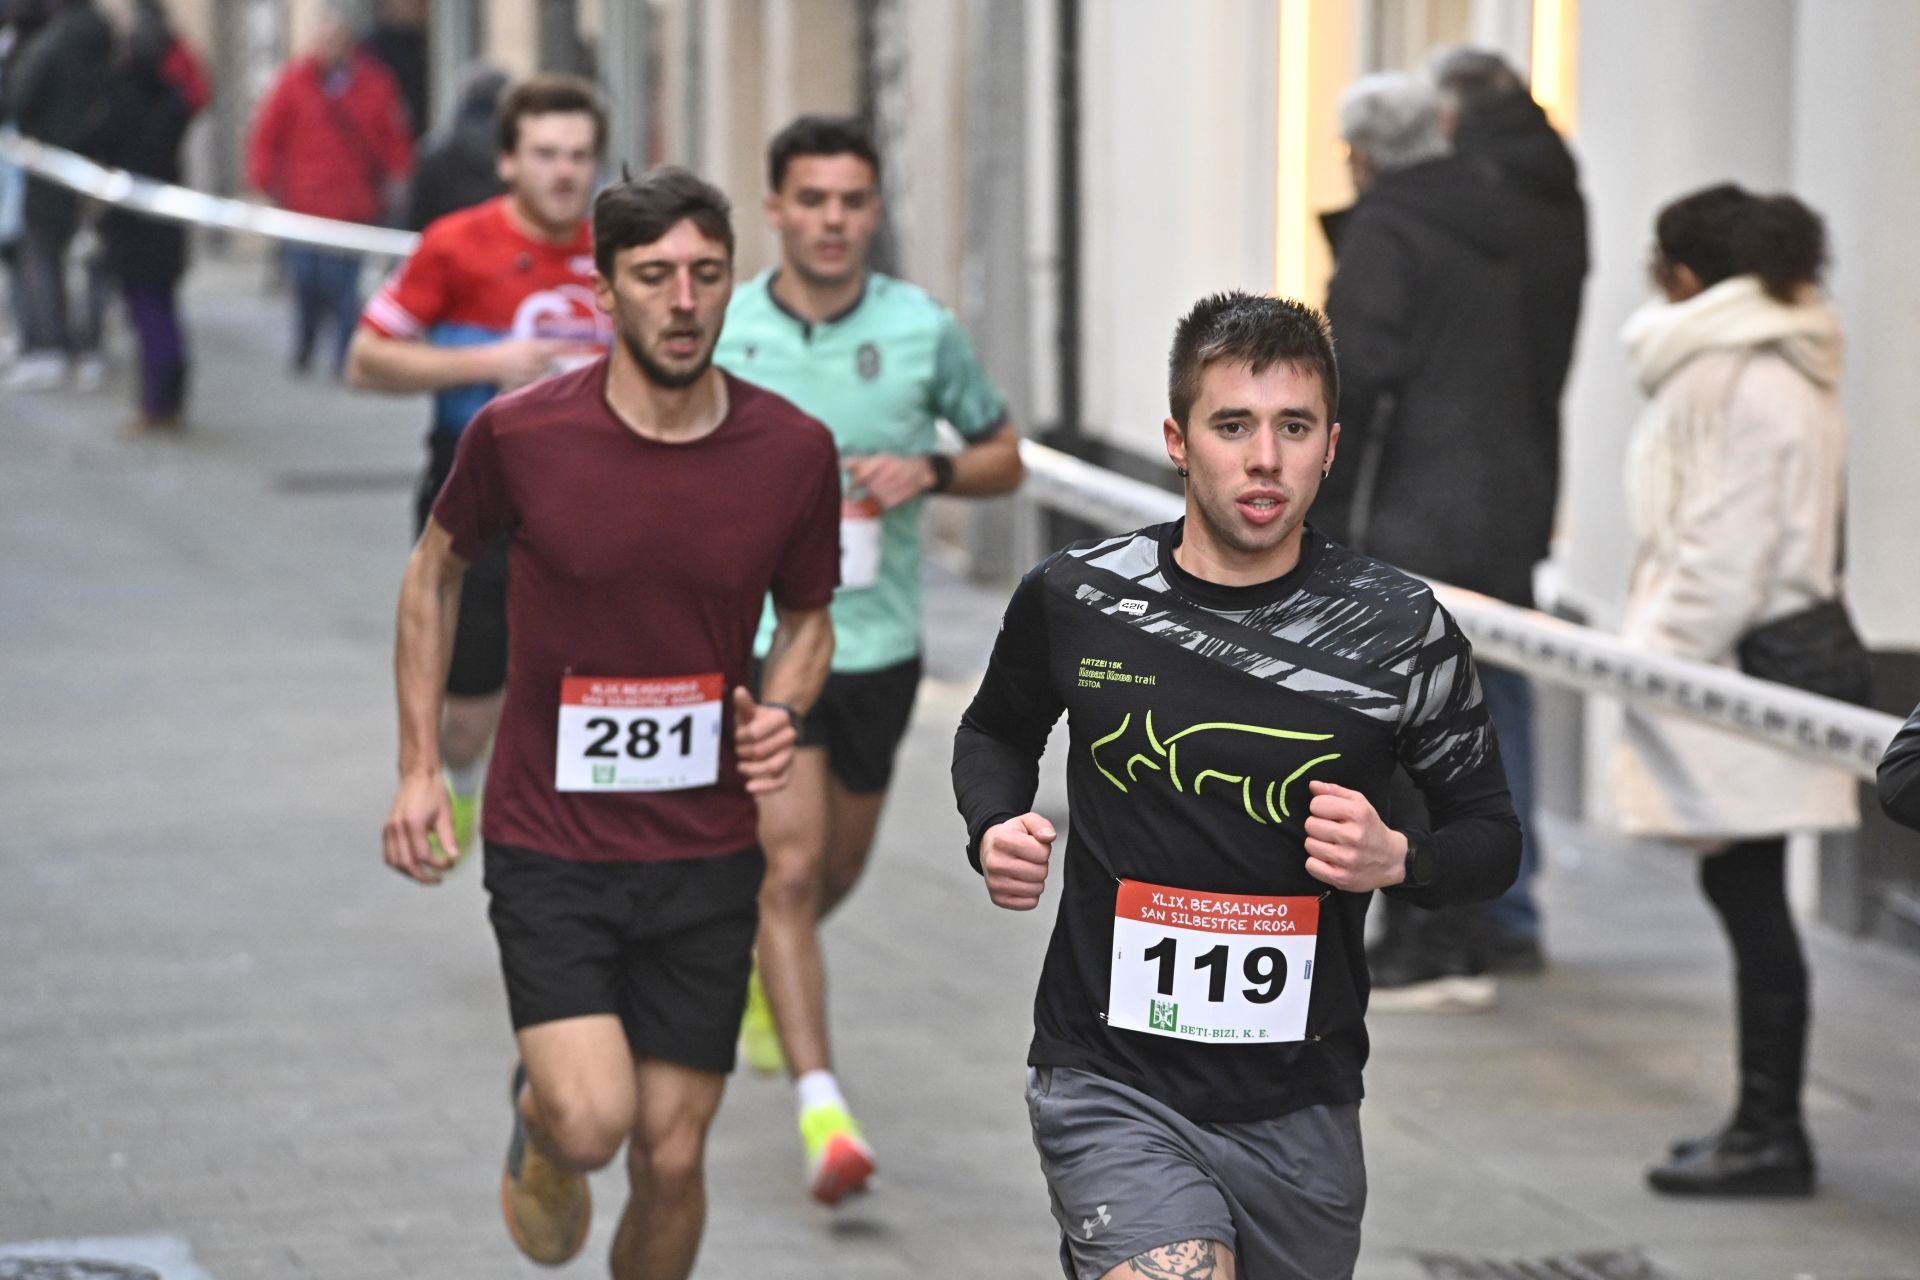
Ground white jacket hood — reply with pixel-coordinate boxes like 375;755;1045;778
1621;275;1844;394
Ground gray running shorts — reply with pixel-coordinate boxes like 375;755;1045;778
1025;1065;1366;1279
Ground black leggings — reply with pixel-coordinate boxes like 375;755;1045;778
1700;836;1809;1123
1699;837;1807;1005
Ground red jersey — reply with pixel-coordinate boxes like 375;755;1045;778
431;364;842;863
361;197;610;435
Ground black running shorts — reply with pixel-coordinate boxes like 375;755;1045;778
482;842;765;1074
416;431;509;698
755;654;922;795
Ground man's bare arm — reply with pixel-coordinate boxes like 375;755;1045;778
759;602;835;714
843;421;1026;509
345;328;592;395
383;521;470;883
944;421;1025;497
734;602;834;795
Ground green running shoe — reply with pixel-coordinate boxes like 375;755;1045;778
739;964;786;1076
800;1101;875;1205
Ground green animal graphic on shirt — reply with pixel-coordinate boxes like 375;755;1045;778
1088;708;1341;829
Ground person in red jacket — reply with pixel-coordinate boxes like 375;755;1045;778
246;7;411;375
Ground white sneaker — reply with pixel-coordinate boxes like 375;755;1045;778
73;355;107;392
4;352;67;391
1368;973;1498;1014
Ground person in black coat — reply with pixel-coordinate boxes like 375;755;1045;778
1320;72;1541;1009
92;0;207;431
1319;77;1540;604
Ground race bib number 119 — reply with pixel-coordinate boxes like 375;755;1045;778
1107;879;1319;1045
555;674;724;792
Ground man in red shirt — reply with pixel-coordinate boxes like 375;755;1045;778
349;75;609;865
383;167;840;1278
245;8;412;374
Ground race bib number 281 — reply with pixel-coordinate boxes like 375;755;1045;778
1107;879;1319;1045
555;674;723;792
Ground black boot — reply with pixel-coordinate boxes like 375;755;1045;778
1649;991;1815;1196
1664;1116;1731;1161
1648;1118;1813;1196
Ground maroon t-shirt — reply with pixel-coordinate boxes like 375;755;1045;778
431;362;841;863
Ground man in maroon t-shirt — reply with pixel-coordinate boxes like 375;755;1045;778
382;167;840;1278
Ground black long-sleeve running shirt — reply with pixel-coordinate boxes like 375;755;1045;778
953;522;1520;1123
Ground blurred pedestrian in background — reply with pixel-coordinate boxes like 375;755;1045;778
361;0;428;140
1613;185;1855;1197
1425;45;1589;976
0;0;110;392
246;1;412;376
0;0;37;367
1318;71;1535;1012
91;0;209;433
404;62;509;232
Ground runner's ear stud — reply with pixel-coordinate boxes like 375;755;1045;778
1176;467;1188;479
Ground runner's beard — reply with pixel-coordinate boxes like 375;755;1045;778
621;325;713;391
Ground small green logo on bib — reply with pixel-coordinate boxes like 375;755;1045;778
1149;999;1178;1031
593;764;616;785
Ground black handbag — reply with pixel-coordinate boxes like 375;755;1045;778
1737;598;1872;705
1720;348;1872;707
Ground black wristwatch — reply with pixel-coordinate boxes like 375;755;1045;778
927;453;956;494
1401;831;1437;888
763;701;803;733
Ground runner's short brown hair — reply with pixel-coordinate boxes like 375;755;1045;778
1168;292;1340;429
592;165;734;276
497;74;608;157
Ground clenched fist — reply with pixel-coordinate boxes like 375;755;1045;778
980;812;1058;910
1302;780;1408;892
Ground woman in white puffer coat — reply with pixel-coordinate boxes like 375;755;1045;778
1613;185;1855;1198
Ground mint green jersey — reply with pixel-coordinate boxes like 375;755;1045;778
718;271;1008;672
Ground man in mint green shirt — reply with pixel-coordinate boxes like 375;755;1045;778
715;115;1023;1206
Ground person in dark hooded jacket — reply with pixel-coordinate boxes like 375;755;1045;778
1431;45;1588;516
1319;72;1538;1011
403;62;508;231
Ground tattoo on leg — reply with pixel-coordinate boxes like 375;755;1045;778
1126;1239;1218;1279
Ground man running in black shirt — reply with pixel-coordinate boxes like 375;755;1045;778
952;291;1520;1279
